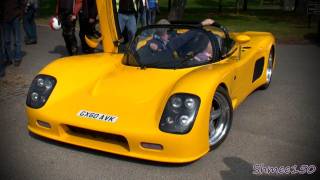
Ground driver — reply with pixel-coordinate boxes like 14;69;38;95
145;18;215;62
193;39;213;62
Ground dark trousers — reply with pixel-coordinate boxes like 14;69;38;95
3;17;22;62
137;8;147;27
147;9;157;25
23;5;37;41
79;12;95;53
61;13;78;55
0;23;6;76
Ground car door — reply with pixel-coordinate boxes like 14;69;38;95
96;0;121;53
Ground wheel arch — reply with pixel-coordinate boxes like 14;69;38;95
217;83;229;95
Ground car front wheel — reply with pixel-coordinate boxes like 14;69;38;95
209;87;233;150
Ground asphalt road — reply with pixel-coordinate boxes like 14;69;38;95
0;26;320;180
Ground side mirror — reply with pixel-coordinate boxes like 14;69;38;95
235;35;250;60
85;35;102;48
235;34;250;44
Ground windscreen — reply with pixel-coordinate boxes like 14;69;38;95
126;26;221;69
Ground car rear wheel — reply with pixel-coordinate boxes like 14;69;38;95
261;48;274;90
209;87;233;150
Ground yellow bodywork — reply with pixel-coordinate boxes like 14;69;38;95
26;0;276;163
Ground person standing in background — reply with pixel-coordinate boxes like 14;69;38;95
0;2;5;77
3;0;25;67
56;0;82;55
0;28;5;77
137;0;148;27
79;0;98;54
117;0;138;43
23;0;38;45
147;0;159;25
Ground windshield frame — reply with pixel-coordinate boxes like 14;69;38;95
127;23;234;69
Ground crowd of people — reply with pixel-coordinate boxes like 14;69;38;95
0;0;160;78
0;0;38;78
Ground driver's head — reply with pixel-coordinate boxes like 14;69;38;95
155;19;170;42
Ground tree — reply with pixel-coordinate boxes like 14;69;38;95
168;0;172;11
219;0;223;12
243;0;248;11
235;0;242;14
168;0;188;21
294;0;308;14
318;20;320;34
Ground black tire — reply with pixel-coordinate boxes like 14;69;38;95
260;48;274;90
209;86;233;150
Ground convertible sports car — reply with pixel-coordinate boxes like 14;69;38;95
26;0;275;163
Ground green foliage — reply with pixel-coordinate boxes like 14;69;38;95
36;0;316;43
38;0;56;17
158;0;316;43
160;0;262;9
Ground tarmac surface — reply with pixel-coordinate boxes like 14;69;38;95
0;26;320;180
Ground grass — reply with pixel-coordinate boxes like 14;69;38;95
36;0;318;43
159;0;260;8
158;0;318;43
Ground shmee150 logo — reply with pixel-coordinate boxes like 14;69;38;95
252;164;317;175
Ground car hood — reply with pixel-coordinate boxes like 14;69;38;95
82;65;194;117
42;55;198;129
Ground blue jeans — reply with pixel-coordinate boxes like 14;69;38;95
3;17;22;62
23;6;37;41
118;13;137;42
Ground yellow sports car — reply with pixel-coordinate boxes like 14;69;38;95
26;0;275;163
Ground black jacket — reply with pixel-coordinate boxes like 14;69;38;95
2;0;25;22
118;0;137;15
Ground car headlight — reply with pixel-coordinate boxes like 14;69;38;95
159;93;200;134
26;74;57;108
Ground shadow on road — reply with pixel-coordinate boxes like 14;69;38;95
28;131;192;167
49;45;68;57
22;51;27;58
220;157;319;180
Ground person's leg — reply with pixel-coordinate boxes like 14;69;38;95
0;23;6;77
118;13;128;52
126;15;137;42
29;6;37;42
79;13;94;53
137;11;142;27
12;17;22;64
3;21;13;64
62;14;78;55
151;9;157;25
147;9;151;25
140;10;149;37
118;13;126;33
24;5;37;44
141;9;147;27
23;8;32;42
